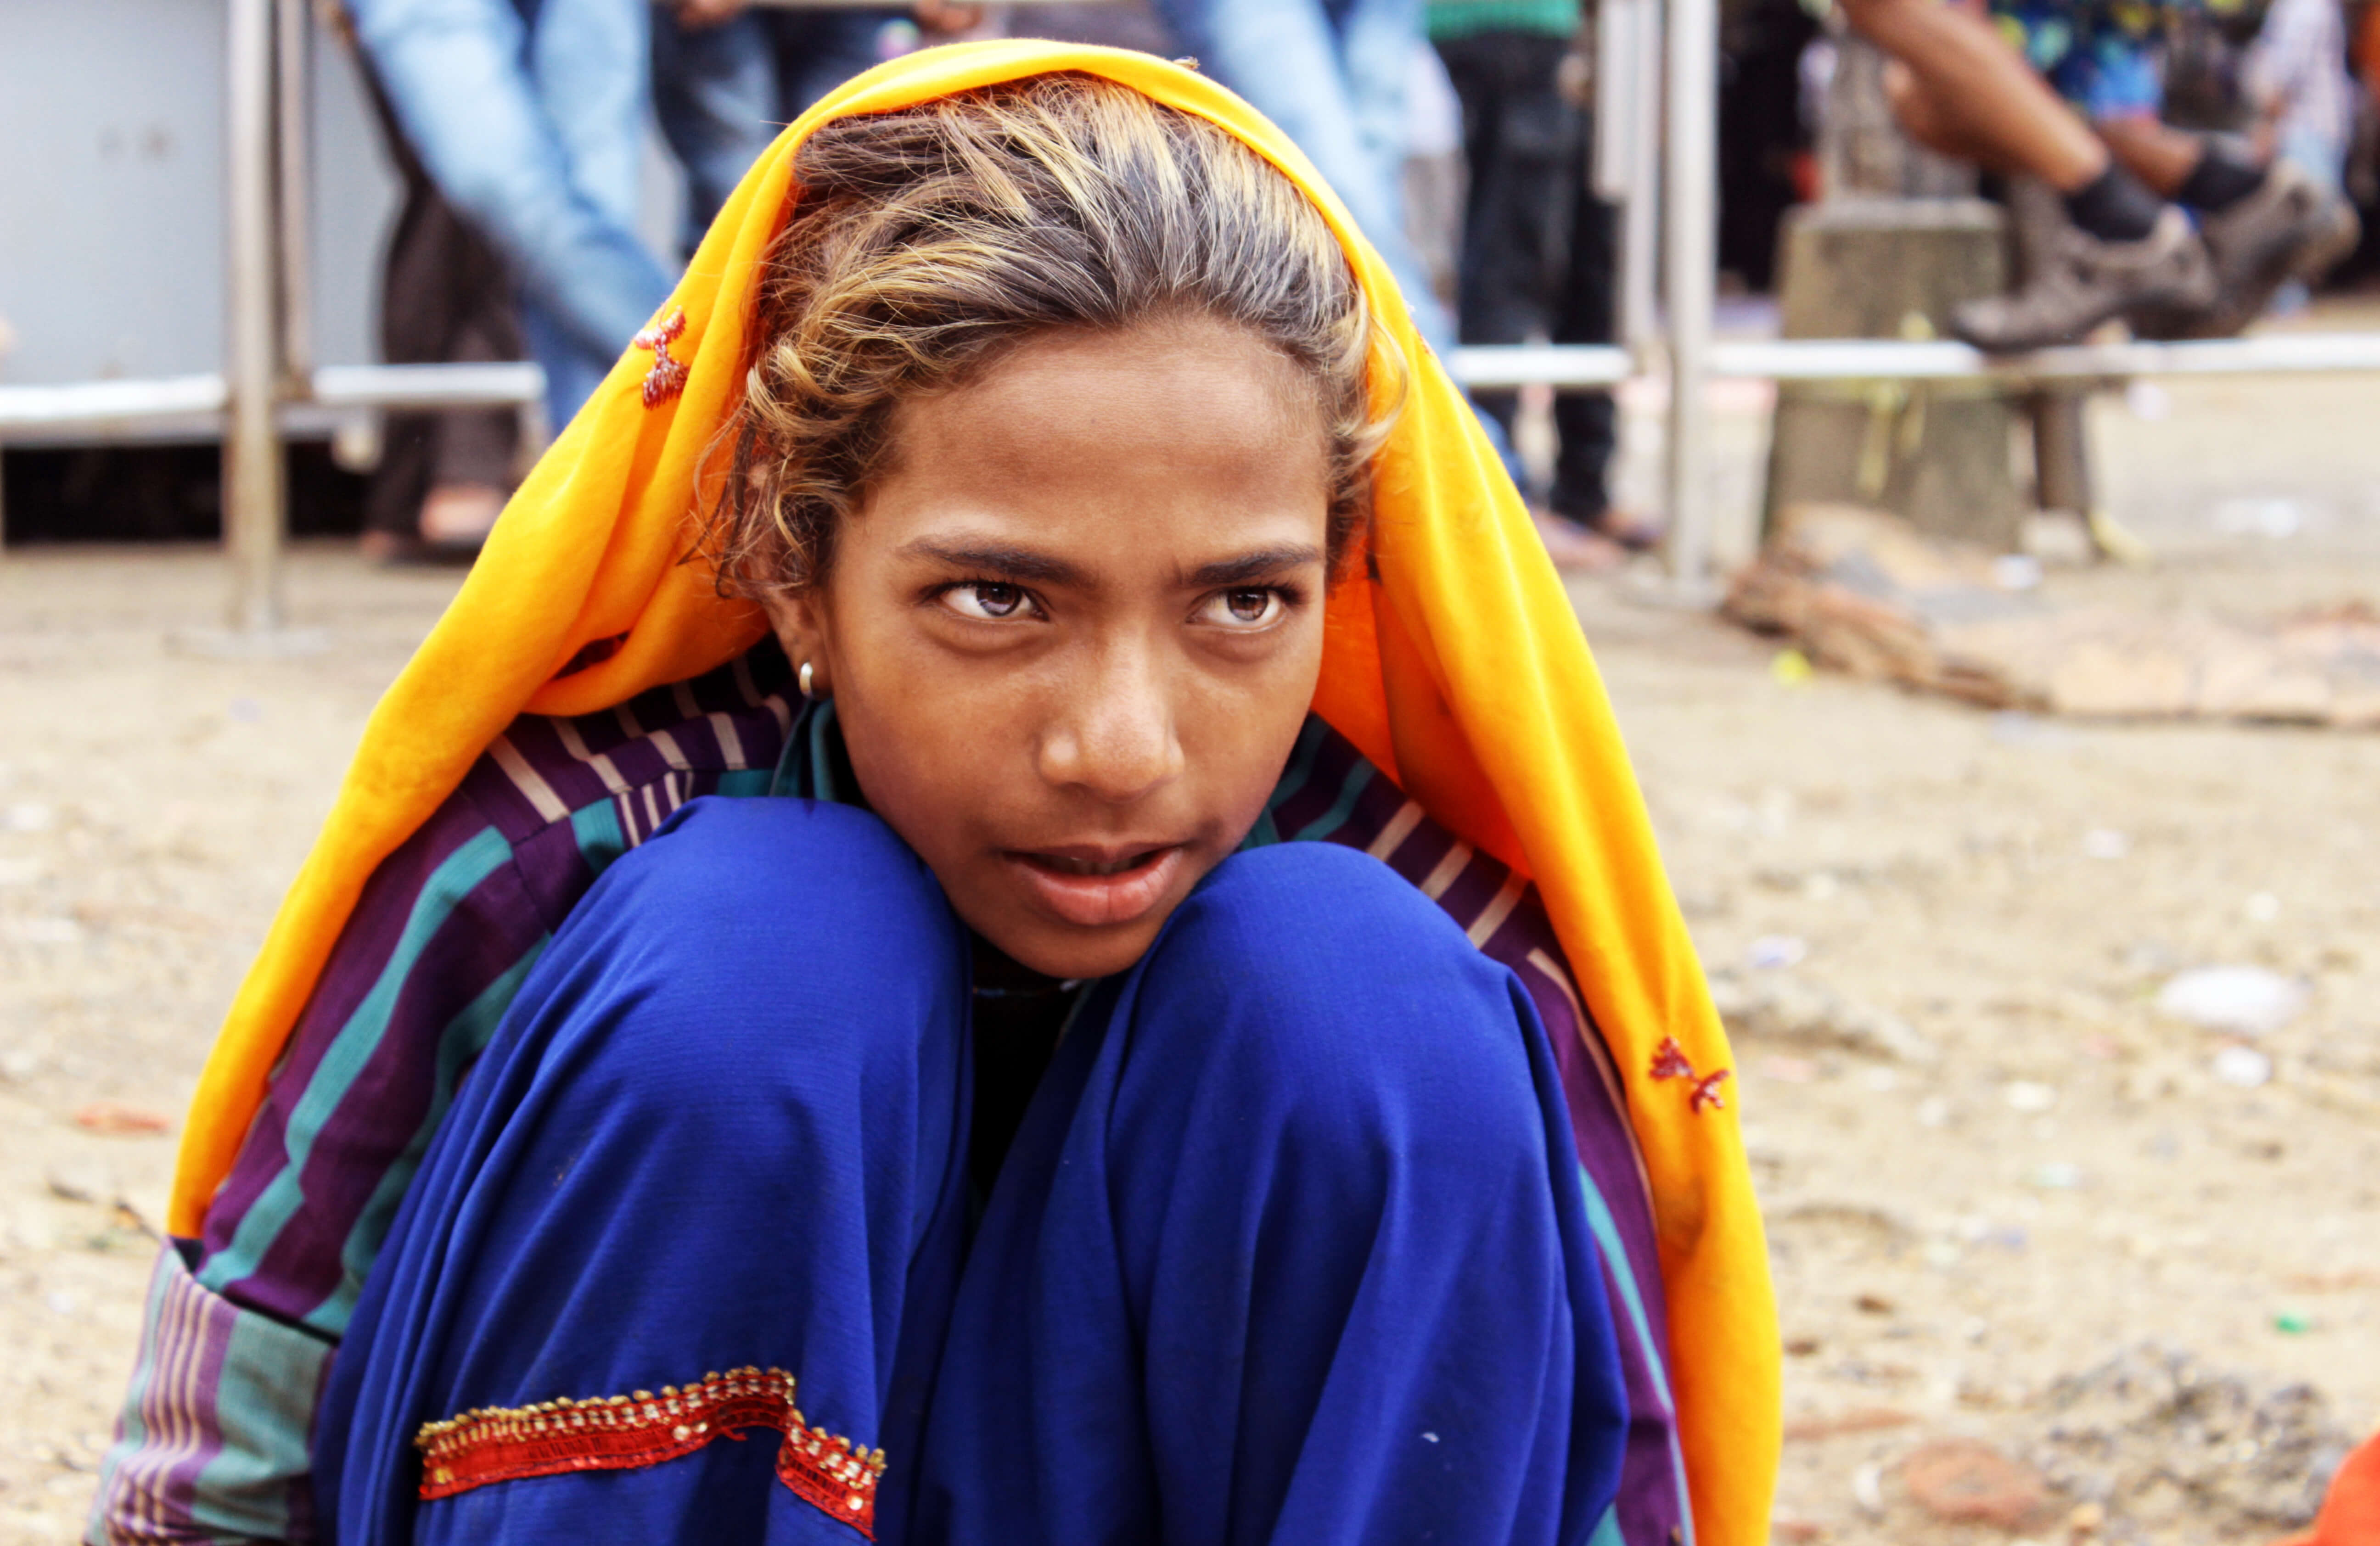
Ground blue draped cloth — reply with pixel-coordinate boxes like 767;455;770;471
316;796;1627;1544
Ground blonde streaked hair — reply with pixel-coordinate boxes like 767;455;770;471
705;71;1405;594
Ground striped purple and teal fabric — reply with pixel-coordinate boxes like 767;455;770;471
90;644;1683;1546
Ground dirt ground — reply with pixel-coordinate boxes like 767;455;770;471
5;350;2379;1543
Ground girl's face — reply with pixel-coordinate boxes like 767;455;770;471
760;316;1336;980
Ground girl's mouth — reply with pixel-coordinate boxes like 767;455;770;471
1004;844;1186;929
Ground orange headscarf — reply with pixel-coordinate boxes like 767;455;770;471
169;41;1776;1545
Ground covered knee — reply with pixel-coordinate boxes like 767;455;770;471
541;798;967;1107
1122;843;1551;1180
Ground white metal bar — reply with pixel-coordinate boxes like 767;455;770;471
1451;345;1635;389
310;362;549;409
1593;0;1637;202
1661;0;1719;593
0;377;232;432
225;0;286;632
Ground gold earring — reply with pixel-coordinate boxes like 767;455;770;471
798;661;816;700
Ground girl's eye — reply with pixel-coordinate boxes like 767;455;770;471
1199;588;1286;628
942;582;1034;621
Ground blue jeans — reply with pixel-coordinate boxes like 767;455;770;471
348;0;673;425
1151;0;1452;356
651;9;893;252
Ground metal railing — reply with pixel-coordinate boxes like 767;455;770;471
8;0;2380;624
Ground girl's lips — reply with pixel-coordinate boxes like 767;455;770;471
1004;845;1186;929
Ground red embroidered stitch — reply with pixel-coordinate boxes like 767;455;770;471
633;308;690;408
413;1366;885;1536
1649;1036;1730;1114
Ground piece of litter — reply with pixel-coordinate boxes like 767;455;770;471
1991;554;2044;592
45;1293;77;1317
2004;1081;2059;1114
2212;1045;2273;1088
3;918;84;946
2211;496;2307;539
1902;1438;2051;1529
72;1101;174;1136
1851;1461;1886;1517
2156;967;2306;1036
2244;891;2282;924
1771;648;1814;687
1419;1431;1438;1444
2274;1311;2313;1335
2028;1162;2084;1190
4;803;54;832
2081;828;2129;860
1750;935;1807;971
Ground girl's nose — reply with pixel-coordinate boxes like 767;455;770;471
1035;641;1185;804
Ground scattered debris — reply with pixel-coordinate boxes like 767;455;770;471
1903;1437;2055;1530
2005;1081;2060;1113
44;1160;115;1205
1785;1407;1919;1441
1724;504;2380;725
1707;970;1939;1062
2213;1046;2275;1089
1854;1293;1897;1315
1750;934;1810;971
2081;828;2130;860
2027;1161;2085;1190
71;1101;173;1136
2032;1344;2355;1535
2274;1312;2315;1336
2157;967;2307;1037
1852;1461;1887;1517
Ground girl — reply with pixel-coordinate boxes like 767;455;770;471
93;44;1776;1546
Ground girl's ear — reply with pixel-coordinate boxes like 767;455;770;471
757;588;832;699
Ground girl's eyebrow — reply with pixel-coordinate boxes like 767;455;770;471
1183;546;1325;588
903;538;1086;586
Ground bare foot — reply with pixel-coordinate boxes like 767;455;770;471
417;482;507;549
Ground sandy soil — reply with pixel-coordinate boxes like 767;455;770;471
3;361;2377;1544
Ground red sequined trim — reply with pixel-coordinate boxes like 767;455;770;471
414;1366;886;1535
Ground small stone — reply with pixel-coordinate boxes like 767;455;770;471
2155;966;2305;1036
1902;1438;2052;1530
2212;1046;2273;1089
1854;1293;1896;1316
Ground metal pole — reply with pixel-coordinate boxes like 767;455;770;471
1659;0;1718;594
1621;0;1663;354
224;0;286;633
275;0;314;389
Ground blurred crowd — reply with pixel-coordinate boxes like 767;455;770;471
343;0;2380;565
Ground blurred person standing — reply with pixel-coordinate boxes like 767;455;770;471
1145;0;1459;354
2245;0;2358;186
342;13;527;560
345;0;674;430
1433;2;1642;565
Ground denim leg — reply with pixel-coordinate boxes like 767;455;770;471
915;842;1629;1545
348;0;671;425
315;799;975;1546
651;10;783;252
769;10;899;118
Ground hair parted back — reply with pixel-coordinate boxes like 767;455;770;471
705;71;1403;595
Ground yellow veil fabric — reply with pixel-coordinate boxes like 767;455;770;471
168;41;1776;1544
